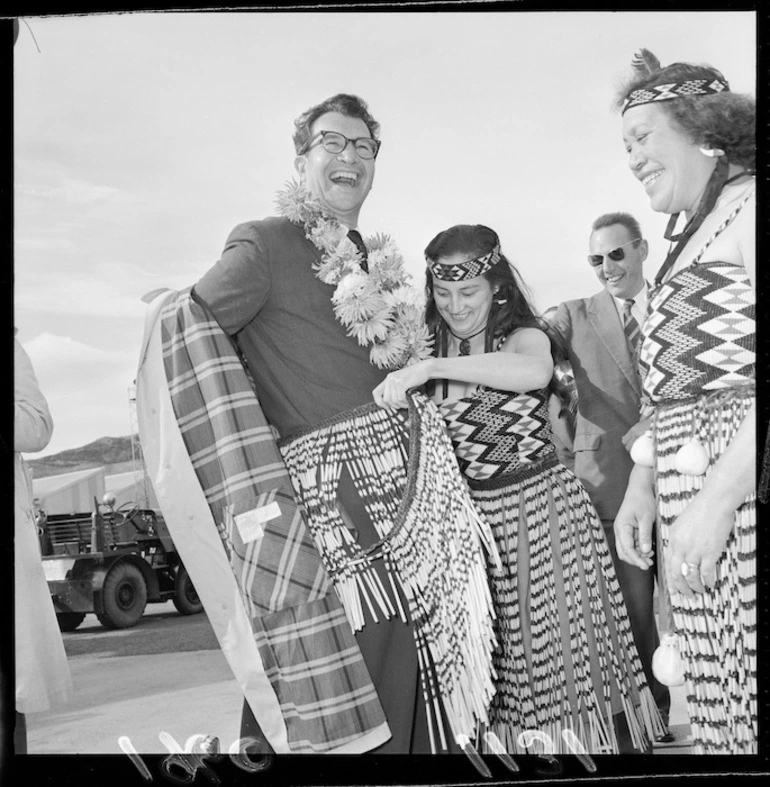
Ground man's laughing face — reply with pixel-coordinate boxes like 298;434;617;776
295;111;376;226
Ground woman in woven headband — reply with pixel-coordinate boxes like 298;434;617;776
612;50;756;754
374;224;664;754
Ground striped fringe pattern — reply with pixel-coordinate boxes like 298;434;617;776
654;388;756;753
473;463;665;754
279;393;499;751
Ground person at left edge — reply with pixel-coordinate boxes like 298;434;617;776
193;94;439;754
13;14;72;757
15;335;73;753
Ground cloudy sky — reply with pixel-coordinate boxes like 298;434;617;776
14;10;756;457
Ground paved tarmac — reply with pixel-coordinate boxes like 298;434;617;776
27;603;243;755
26;602;693;756
27;649;244;754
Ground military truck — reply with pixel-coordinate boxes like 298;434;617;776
39;495;202;631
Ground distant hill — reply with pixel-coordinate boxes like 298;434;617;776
28;435;142;479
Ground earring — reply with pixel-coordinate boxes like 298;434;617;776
699;147;725;158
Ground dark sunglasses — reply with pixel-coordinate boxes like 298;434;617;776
587;238;642;267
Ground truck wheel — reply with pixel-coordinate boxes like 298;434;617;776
173;565;203;615
96;562;147;629
57;612;86;632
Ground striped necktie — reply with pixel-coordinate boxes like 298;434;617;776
347;229;369;273
623;298;641;353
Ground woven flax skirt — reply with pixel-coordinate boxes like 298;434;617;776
654;388;756;754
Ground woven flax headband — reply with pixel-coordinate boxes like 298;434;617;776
428;244;502;282
622;78;730;113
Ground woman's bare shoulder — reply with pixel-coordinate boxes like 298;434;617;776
500;326;550;354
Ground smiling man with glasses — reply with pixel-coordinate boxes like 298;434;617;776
293;103;379;232
548;211;674;751
176;93;444;756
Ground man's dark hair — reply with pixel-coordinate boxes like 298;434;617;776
292;94;380;155
591;212;643;241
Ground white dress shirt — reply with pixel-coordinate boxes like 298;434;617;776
612;284;649;328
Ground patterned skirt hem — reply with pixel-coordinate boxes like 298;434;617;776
485;686;663;754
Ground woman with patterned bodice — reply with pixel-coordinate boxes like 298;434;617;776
613;50;756;753
439;387;555;483
374;224;664;754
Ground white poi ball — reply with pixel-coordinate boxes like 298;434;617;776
630;432;655;466
675;438;710;476
652;633;685;687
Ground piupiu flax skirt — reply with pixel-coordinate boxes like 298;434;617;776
653;386;756;754
469;455;664;754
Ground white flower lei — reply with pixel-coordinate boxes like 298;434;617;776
275;180;433;370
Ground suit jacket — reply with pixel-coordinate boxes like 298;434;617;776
550;290;642;521
194;217;386;437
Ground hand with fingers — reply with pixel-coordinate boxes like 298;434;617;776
613;464;656;570
372;361;430;411
665;493;735;598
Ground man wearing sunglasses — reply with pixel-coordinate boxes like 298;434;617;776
549;212;673;748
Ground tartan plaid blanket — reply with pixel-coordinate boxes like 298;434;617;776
137;288;389;753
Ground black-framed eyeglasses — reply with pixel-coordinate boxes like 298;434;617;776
587;238;642;267
302;130;381;160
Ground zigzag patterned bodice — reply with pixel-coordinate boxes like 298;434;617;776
438;387;555;484
639;260;755;403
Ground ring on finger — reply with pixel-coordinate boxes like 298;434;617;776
681;561;699;579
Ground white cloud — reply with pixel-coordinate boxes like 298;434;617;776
15;276;156;320
24;331;127;362
23;332;137;391
17;177;126;206
15;235;80;254
21;334;139;457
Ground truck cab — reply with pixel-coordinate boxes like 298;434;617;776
41;495;201;631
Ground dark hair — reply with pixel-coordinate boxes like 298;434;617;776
292;94;381;155
591;211;643;241
424;224;572;413
616;61;755;169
